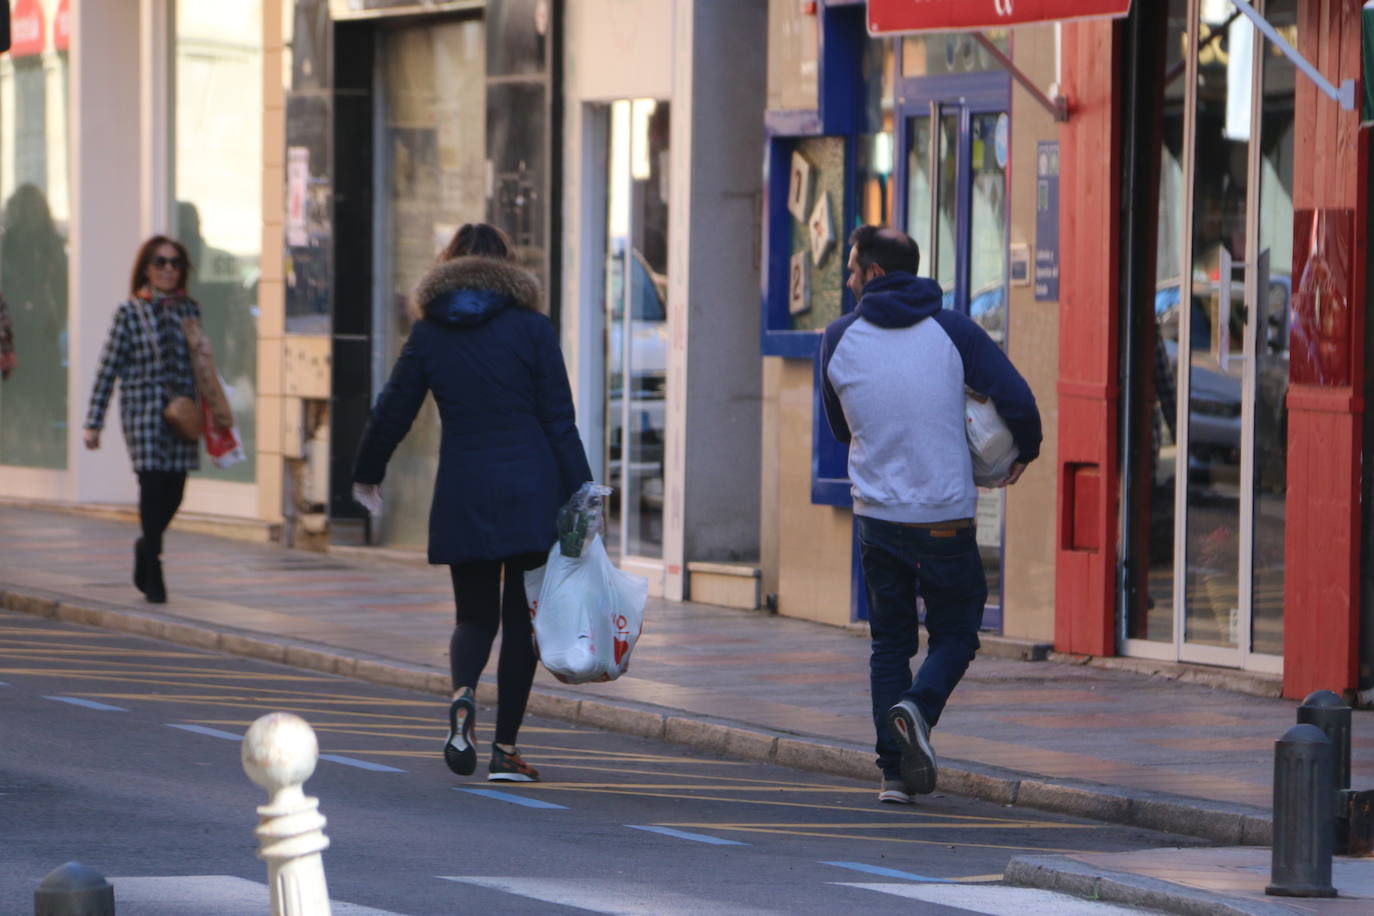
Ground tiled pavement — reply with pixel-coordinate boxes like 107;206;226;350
3;504;1371;846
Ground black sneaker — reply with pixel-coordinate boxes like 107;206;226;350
443;688;477;776
886;699;937;795
879;777;913;805
488;743;540;782
133;538;147;594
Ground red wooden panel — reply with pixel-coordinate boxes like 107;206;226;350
1283;0;1366;698
1053;19;1120;657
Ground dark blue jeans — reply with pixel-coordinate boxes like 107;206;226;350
857;516;986;777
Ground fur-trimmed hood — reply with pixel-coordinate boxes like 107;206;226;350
411;256;542;326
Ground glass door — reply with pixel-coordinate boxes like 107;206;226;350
601;99;670;561
1125;0;1292;671
896;77;1010;627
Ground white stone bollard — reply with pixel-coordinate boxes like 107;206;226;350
242;712;333;916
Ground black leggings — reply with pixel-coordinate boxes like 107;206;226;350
137;471;186;557
449;551;547;746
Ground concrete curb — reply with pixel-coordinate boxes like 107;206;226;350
0;584;1271;845
1004;855;1296;916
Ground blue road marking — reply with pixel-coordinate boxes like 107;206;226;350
167;724;243;741
626;825;748;846
457;788;568;809
822;861;951;882
44;696;128;712
319;754;406;773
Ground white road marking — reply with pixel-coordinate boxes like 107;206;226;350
626;825;748;846
319;754;406;773
822;860;945;881
44;696;128;712
457;788;568;809
167;724;243;741
837;882;1163;914
437;877;783;915
108;876;407;915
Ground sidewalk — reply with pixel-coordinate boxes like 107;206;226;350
3;504;1370;854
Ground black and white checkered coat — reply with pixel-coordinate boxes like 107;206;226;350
84;296;201;472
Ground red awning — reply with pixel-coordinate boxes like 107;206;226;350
7;0;46;57
868;0;1132;35
54;0;70;52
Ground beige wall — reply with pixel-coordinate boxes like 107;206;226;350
762;357;853;626
1000;25;1060;642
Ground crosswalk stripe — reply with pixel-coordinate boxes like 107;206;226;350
437;877;779;914
626;825;748;846
167;723;243;741
318;754;406;773
821;861;945;881
44;696;127;712
457;788;568;809
108;876;405;915
837;882;1156;914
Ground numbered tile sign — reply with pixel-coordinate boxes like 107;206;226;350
787;151;812;223
809;192;834;266
789;250;810;315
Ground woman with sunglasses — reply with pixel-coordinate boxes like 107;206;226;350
353;222;592;782
83;236;201;604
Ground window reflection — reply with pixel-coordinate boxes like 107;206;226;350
175;0;263;483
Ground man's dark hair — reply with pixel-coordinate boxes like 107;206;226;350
848;225;920;276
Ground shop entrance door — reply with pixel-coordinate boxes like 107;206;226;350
894;74;1010;628
1122;0;1294;673
593;99;670;563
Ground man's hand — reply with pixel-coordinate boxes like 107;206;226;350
352;482;383;514
998;462;1027;487
83;429;100;450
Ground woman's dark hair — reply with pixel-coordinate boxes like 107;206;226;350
130;235;193;295
848;225;921;276
438;222;514;262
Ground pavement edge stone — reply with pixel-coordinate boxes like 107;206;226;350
1004;854;1294;916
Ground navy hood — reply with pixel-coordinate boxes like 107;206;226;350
411;255;543;328
856;271;944;328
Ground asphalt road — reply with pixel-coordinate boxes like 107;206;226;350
0;609;1195;915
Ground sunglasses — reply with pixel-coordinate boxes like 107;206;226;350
151;256;184;270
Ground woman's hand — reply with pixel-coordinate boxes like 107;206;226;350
352;482;382;514
83;429;100;450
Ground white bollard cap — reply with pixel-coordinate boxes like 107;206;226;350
242;711;319;797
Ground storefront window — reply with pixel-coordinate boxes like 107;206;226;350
789;136;846;332
902;30;1008;78
0;0;70;470
767;0;819;111
174;0;262;483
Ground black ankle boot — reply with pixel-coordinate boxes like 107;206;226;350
133;538;147;594
144;554;166;604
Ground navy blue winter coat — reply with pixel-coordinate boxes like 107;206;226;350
353;256;592;565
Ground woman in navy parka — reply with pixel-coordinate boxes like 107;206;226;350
352;223;591;782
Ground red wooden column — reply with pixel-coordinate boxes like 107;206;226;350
1053;20;1122;656
1283;1;1368;698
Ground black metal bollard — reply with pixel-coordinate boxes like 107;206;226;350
33;862;114;916
1267;724;1337;898
1298;689;1354;854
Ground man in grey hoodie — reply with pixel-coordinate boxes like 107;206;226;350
819;226;1041;804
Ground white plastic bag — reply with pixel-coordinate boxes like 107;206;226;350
525;533;648;684
965;389;1018;487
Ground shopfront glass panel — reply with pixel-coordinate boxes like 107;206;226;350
903;116;932;274
1132;0;1190;644
935;111;959;301
175;0;263;483
1182;1;1251;649
0;12;70;470
1249;0;1295;657
377;20;486;549
969;112;1007;345
902;31;1008;78
603;99;669;559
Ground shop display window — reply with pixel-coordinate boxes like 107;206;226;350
174;0;263;483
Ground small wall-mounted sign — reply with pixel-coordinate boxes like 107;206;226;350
809;191;834;266
1009;243;1030;286
787;151;813;223
789;250;811;315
